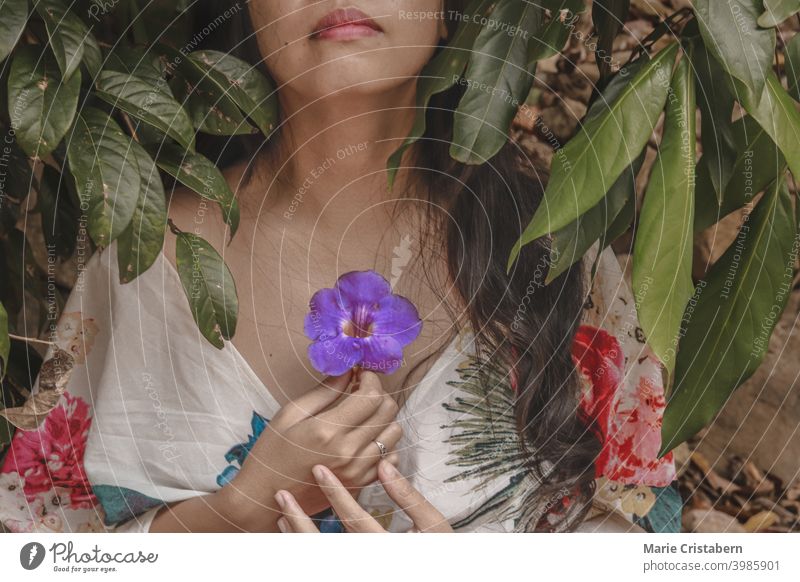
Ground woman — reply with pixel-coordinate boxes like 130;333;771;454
0;0;676;533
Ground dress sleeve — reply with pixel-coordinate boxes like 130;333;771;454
571;244;682;532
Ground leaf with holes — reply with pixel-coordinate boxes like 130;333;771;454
175;233;238;349
66;108;141;245
149;142;239;238
188;50;278;137
117;145;167;283
8;45;80;158
95;70;196;151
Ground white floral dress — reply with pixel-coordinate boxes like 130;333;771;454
0;242;678;533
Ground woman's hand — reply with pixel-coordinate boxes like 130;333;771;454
274;460;453;533
219;371;403;529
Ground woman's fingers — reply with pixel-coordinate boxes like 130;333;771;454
377;460;451;532
312;465;385;532
274;490;319;533
277;372;352;425
319;371;389;429
357;421;403;462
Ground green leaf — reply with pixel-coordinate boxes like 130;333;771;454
156;43;255;137
733;71;800;183
80;31;103;80
691;38;737;203
661;178;797;454
0;302;9;380
694;115;785;232
66;108;141;245
8;45;81;158
757;0;800;27
546;59;650;282
592;0;630;83
547;154;642;283
116;144;167;283
175;233;238;349
103;46;166;87
451;0;543;164
633;55;696;377
95;70;196;151
786;32;800;101
0;0;28;63
37;163;80;258
35;0;90;80
387;0;494;185
528;0;585;63
188;50;278;137
509;43;678;270
693;0;775;97
148;143;240;238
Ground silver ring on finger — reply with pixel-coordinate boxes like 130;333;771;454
373;439;388;459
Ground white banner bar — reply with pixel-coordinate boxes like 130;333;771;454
1;533;797;581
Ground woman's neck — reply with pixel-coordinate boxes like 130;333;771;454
247;82;420;228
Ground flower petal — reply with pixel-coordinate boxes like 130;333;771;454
308;334;364;376
360;335;403;374
304;288;349;341
371;295;422;347
334;271;391;309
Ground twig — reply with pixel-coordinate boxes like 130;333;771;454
8;334;56;347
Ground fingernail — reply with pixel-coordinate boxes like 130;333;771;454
274;491;287;509
312;465;329;483
277;517;288;533
379;459;398;479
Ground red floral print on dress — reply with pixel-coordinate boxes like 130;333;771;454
1;392;97;509
571;325;675;487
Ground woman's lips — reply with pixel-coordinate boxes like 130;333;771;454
311;7;383;41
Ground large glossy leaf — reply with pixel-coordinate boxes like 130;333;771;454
509;43;677;269
694;116;785;232
0;0;28;63
0;302;8;380
8;46;81;158
546;59;649;282
786;32;800;101
175;233;238;349
633;56;696;377
661;178;797;454
35;0;90;80
757;0;800;27
548;154;643;283
733;72;800;182
387;0;493;185
451;0;543;164
95;70;196;151
691;38;737;203
117;145;167;283
592;0;630;83
66;108;141;245
148;143;240;238
693;0;775;97
188;50;278;137
528;0;585;63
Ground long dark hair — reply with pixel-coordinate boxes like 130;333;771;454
192;1;600;531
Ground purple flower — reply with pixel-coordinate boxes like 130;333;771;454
304;270;422;376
